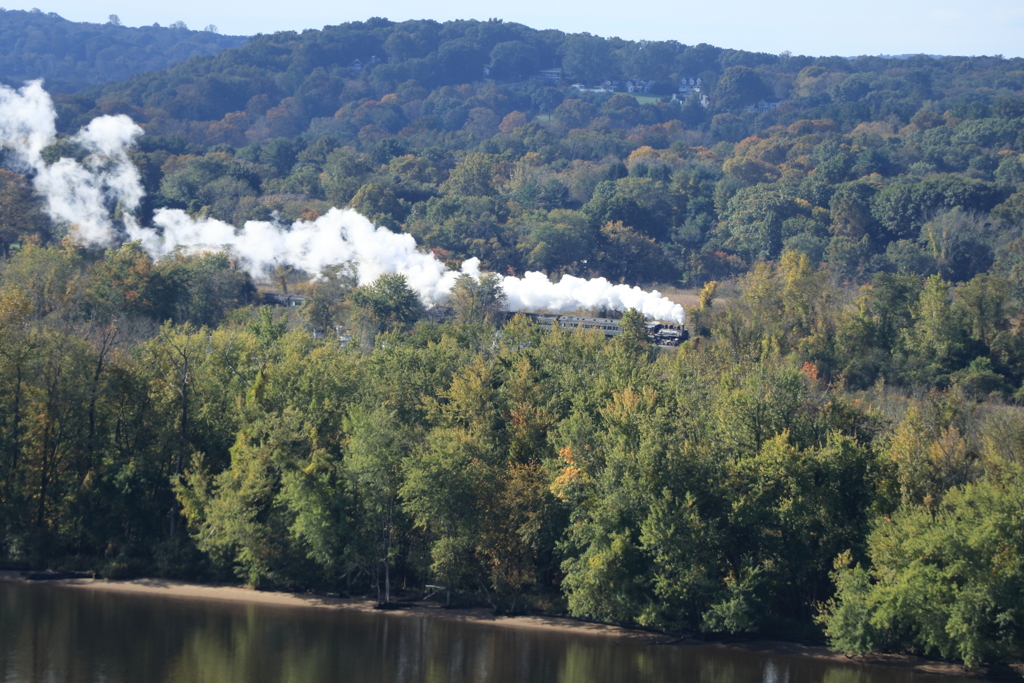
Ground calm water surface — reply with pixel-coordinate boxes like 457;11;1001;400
0;582;976;683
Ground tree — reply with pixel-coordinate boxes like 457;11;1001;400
821;471;1024;667
552;99;597;131
898;275;973;386
617;308;650;347
720;185;821;261
871;176;1002;241
301;262;357;334
714;66;769;109
147;321;209;536
440;153;502;197
85;241;161;320
0;243;81;323
448;273;507;325
437;39;487;84
463;107;501;137
619;40;679;81
919;207;989;281
349;183;405;227
519;211;596;273
955;274;1010;348
833;272;921;387
883;393;979;506
498;111;528;134
18;331;94;549
0;170;50;257
185;410;313;587
829;182;879;240
489;41;540;81
345;406;415;604
710;113;749;142
723;157;781;186
402;356;501;605
0;287;35;547
322;149;374;206
155;251;255;326
559;34;615;85
557;382;670;625
698;280;718;309
348;273;423;346
596;221;667;284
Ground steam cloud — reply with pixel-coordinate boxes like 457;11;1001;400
0;81;685;324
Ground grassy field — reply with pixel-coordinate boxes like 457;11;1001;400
632;94;664;105
653;282;736;310
653;285;702;310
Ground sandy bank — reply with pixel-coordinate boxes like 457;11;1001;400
0;570;1015;679
0;570;638;639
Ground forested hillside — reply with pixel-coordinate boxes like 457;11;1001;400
1;17;1024;669
41;19;1024;296
0;8;246;91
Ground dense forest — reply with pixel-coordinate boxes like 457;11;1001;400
1;16;1024;669
36;18;1024;295
0;9;246;92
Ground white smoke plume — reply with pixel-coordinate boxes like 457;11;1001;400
0;81;685;324
137;207;466;305
460;258;686;324
0;81;144;246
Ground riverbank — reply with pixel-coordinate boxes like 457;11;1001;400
0;570;1018;679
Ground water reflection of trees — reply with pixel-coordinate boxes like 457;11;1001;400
0;585;972;683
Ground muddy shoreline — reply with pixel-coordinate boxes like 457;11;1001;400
0;570;1017;679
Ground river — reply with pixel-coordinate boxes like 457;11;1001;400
0;581;978;683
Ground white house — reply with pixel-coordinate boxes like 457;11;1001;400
679;77;702;94
627;79;656;93
572;83;613;93
671;93;710;108
537;68;562;83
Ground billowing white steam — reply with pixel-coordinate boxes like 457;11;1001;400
0;81;145;246
0;81;685;324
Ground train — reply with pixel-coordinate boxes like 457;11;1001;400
262;293;689;346
262;292;308;307
507;312;689;346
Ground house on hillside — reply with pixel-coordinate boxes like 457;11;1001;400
743;98;786;113
349;56;380;76
671;93;709;107
679;77;702;94
572;83;613;93
626;79;656;93
537;68;562;83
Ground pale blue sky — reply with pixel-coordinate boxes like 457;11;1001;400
4;0;1022;58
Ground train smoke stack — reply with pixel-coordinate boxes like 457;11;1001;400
0;81;684;324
